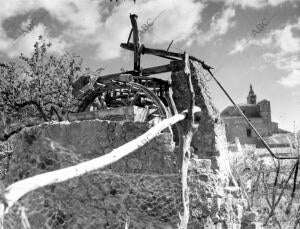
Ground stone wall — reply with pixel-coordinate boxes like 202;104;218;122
1;119;246;229
3;120;176;180
171;60;230;172
0;59;249;228
223;116;274;145
66;106;149;122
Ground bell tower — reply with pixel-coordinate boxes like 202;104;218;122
247;84;257;104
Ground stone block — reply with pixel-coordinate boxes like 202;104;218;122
189;158;212;171
111;159;127;173
127;158;143;171
171;60;230;174
242;211;258;223
66;106;149;122
3;119;178;184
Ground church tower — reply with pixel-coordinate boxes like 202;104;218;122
247;84;257;104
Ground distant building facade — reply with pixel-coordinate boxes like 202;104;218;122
221;85;281;145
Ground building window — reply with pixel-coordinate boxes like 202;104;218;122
246;128;252;137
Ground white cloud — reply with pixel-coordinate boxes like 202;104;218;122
229;16;300;87
264;19;300;87
0;24;67;58
100;0;204;59
228;38;251;54
40;0;101;35
0;0;204;60
263;52;300;87
224;0;293;8
91;0;205;60
229;17;300;54
0;0;85;58
263;53;300;70
225;0;267;8
0;35;12;53
197;7;236;45
0;0;101;34
277;69;300;87
272;22;300;54
228;34;273;54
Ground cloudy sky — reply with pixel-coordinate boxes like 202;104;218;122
0;0;299;131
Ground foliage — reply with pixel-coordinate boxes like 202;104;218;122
0;36;86;134
229;146;300;228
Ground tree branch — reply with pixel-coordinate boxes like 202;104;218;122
49;106;63;121
178;53;199;229
264;161;297;226
13;100;48;121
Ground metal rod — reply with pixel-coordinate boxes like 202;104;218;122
127;29;133;44
206;69;297;160
167;40;173;51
